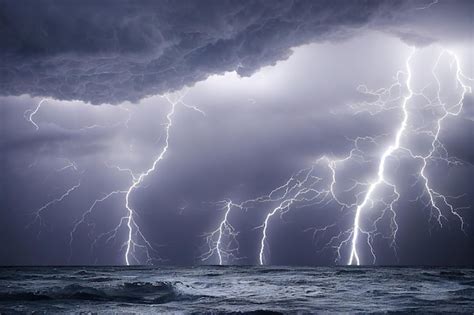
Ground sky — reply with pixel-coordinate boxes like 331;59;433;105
0;0;473;266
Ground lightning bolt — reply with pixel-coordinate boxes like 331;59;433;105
203;47;472;266
113;91;204;265
121;95;179;265
68;189;127;262
23;98;132;132
203;169;318;265
347;48;472;265
205;165;345;265
24;99;47;130
56;159;78;172
27;179;82;235
24;89;203;264
201;200;242;265
22;44;471;266
346;50;416;265
257;167;325;265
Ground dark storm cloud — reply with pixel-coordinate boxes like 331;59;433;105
0;0;456;105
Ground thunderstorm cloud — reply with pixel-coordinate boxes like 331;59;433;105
0;0;471;104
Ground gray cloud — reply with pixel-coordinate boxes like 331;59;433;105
0;0;455;105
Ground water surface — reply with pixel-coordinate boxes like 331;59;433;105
0;266;473;313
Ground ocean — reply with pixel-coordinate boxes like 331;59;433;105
0;266;473;313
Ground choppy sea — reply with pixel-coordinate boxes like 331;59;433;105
0;266;473;313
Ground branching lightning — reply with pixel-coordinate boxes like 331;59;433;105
23;41;471;266
203;47;472;266
25;89;204;265
204;166;341;265
122;96;179;265
339;50;415;265
201;200;242;265
27;179;82;235
68;190;127;262
346;49;472;265
100;91;205;265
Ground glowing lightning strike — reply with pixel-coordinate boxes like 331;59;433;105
123;96;178;265
68;190;127;262
407;50;472;231
205;143;375;265
201;200;241;265
347;50;415;265
204;167;329;265
348;48;472;265
204;47;471;267
122;91;203;265
204;165;349;265
24;99;47;130
258;168;319;265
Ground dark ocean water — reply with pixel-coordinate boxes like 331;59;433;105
0;266;473;314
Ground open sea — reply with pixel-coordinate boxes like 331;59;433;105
0;266;473;313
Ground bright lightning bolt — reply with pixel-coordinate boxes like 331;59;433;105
201;200;242;265
347;50;416;265
24;99;47;130
21;44;471;266
119;91;203;265
205;166;341;265
25;90;203;264
68;190;127;262
258;168;322;265
407;50;471;232
347;48;472;265
122;96;178;265
203;46;472;266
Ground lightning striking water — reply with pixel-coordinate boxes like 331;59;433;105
115;91;204;265
347;50;415;265
201;200;242;265
204;166;339;265
346;49;472;265
122;99;178;265
22;45;471;266
203;47;472;266
23;89;203;264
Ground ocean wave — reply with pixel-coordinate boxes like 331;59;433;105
0;281;197;304
1;267;473;313
335;269;367;275
439;270;467;279
452;287;474;297
256;268;290;274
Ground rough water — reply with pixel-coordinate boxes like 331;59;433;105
0;266;473;313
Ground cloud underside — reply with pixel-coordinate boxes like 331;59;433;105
0;0;471;104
